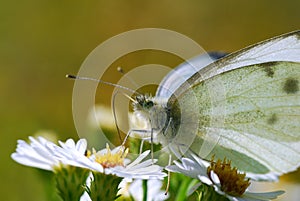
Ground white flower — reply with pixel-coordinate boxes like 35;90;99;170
73;144;167;181
77;145;167;200
12;136;166;181
11;136;61;171
53;138;104;171
11;136;91;171
166;154;284;201
118;179;169;201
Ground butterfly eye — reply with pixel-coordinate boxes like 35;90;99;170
144;100;154;109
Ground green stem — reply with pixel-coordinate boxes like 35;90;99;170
142;180;148;201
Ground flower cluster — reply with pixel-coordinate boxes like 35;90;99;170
12;136;285;201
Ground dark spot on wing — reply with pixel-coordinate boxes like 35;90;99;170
264;66;275;78
267;114;278;125
260;62;278;78
283;78;299;94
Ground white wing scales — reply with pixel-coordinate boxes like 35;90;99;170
167;31;300;175
183;61;300;175
169;31;300;99
156;52;226;99
205;127;300;174
197;31;300;83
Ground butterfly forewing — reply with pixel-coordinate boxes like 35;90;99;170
169;30;300;100
170;61;300;174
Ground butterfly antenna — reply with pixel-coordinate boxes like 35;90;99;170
67;74;141;147
123;93;138;104
66;74;141;96
117;66;139;88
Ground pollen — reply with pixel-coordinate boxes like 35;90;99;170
94;144;128;168
208;157;250;196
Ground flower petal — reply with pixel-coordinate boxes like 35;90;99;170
76;139;88;154
126;150;150;168
198;175;213;185
210;171;221;185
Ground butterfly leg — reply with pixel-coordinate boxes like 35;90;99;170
139;139;145;155
122;129;152;146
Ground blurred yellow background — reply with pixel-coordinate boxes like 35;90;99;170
1;1;299;200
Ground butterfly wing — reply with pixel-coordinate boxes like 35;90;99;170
168;31;300;175
156;52;226;99
170;30;300;99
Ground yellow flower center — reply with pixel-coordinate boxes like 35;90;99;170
94;144;128;168
208;157;250;196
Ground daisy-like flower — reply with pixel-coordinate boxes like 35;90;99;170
53;142;166;201
73;143;167;181
166;154;284;201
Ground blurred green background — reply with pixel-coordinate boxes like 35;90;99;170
1;1;299;200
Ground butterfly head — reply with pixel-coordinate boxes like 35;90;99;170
131;94;169;134
133;94;155;111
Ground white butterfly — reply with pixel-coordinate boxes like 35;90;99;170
130;30;300;177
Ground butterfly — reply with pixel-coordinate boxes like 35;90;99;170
130;30;300;177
